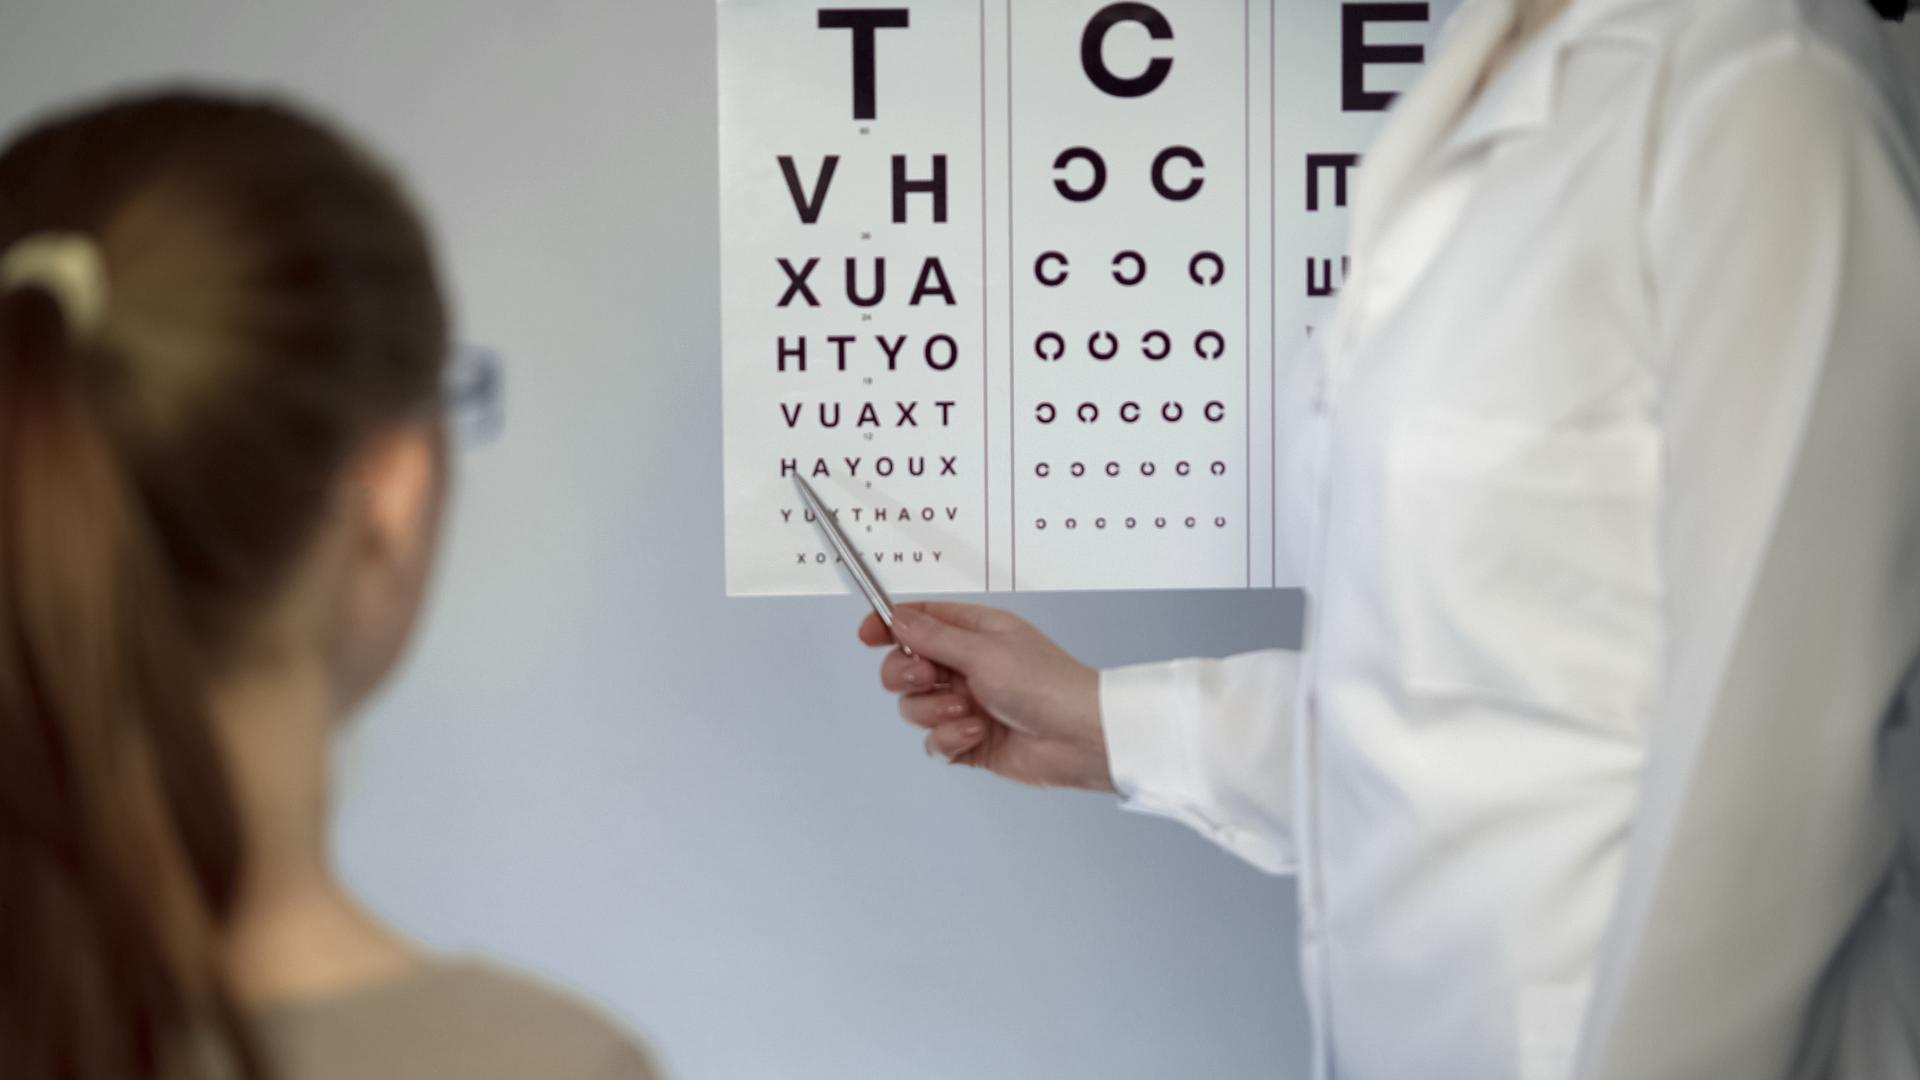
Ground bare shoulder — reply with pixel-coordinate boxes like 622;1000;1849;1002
257;958;663;1080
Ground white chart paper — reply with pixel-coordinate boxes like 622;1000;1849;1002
720;0;1441;595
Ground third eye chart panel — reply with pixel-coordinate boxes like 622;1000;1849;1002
720;0;1445;596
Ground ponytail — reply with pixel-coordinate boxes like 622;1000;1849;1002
0;286;261;1079
0;87;445;1080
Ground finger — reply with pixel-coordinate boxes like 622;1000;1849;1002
925;718;990;760
898;691;977;730
879;647;943;693
892;601;1013;635
890;608;991;672
858;611;897;648
948;741;990;769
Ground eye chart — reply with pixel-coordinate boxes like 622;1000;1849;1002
720;0;1443;595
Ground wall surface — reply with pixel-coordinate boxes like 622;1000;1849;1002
0;4;1914;1080
1897;11;1920;70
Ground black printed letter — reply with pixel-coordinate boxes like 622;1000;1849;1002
1306;153;1360;210
892;155;949;223
818;9;910;120
1151;146;1204;201
779;156;840;224
1342;3;1426;112
910;258;956;305
1082;3;1175;98
1053;148;1107;202
778;257;820;306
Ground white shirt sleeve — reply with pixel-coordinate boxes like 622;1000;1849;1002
1100;650;1302;874
1581;39;1920;1080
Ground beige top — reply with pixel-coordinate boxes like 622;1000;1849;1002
253;959;660;1080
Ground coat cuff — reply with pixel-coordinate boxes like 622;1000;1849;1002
1100;659;1297;875
1102;659;1200;805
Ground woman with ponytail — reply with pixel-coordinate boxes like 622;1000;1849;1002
0;92;657;1080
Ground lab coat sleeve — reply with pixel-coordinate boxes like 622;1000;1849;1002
1579;40;1920;1080
1101;650;1302;874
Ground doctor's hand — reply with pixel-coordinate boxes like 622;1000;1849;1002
861;603;1113;794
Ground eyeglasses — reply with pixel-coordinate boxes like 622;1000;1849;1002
444;343;504;447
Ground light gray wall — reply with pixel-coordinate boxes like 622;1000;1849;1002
0;5;1914;1080
1896;12;1920;71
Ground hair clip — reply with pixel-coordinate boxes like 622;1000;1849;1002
0;232;110;342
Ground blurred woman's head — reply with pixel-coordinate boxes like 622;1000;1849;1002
0;90;448;1079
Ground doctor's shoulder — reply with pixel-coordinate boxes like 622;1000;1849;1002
1650;0;1919;157
253;958;664;1080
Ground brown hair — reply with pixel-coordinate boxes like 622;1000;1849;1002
0;91;447;1080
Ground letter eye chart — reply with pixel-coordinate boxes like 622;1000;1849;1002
721;0;1442;596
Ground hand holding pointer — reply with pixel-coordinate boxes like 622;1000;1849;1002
861;602;1114;793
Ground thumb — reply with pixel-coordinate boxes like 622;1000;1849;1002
891;608;989;673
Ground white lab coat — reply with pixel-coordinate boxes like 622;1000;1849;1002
1098;0;1920;1075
